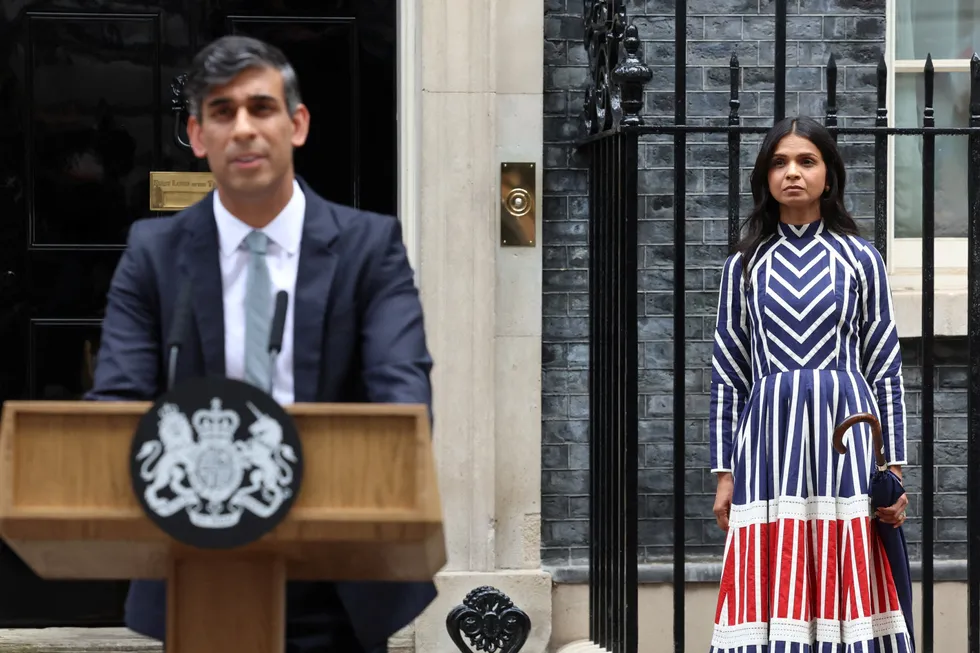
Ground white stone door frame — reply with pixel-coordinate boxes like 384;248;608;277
389;1;554;649
396;0;421;274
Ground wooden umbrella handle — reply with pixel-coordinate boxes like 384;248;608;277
833;412;887;468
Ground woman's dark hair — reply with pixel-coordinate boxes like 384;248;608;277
736;116;859;282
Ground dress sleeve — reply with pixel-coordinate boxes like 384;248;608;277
709;254;753;473
858;243;907;466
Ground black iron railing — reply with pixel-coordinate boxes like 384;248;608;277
578;1;980;652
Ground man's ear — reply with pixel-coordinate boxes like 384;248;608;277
187;115;207;159
290;104;311;148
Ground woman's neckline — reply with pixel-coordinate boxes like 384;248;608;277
777;219;824;239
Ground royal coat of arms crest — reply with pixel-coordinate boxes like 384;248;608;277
135;397;298;529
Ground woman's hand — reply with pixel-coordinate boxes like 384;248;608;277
714;473;734;532
876;465;908;528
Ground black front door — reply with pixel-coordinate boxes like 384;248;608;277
0;0;395;626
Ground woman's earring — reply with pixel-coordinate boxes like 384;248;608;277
823;187;831;199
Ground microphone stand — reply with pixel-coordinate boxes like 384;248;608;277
266;290;289;397
168;346;180;392
167;283;193;391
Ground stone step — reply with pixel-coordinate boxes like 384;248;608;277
0;628;415;652
0;629;159;653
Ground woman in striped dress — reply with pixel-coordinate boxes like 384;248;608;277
708;116;913;653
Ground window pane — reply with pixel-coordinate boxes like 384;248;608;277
893;73;971;239
895;0;980;60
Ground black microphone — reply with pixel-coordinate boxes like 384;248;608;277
166;282;193;391
266;290;289;395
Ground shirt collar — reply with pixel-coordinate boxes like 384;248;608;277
213;179;305;257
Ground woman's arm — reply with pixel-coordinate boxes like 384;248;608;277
709;254;753;474
857;242;908;468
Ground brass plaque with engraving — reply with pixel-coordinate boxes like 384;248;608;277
149;172;215;211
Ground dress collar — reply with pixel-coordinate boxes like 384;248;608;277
777;219;824;240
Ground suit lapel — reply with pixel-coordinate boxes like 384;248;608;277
293;180;340;402
179;197;226;376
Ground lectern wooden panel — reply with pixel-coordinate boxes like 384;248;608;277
0;400;445;653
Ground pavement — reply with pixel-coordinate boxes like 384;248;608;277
0;629;158;653
0;628;415;652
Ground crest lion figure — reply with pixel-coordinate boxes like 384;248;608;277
135;397;297;529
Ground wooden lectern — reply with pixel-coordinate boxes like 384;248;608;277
0;400;445;653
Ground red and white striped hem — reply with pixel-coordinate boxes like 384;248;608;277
710;611;909;649
713;509;909;648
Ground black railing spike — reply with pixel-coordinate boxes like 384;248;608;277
921;47;937;653
877;52;888;100
774;0;786;121
728;51;742;249
968;49;980;653
729;51;741;127
825;53;838;137
876;53;888;124
924;54;935;108
971;53;980;113
924;54;935;115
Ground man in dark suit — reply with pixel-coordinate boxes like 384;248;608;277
84;35;436;653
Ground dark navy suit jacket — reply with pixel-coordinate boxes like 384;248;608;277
84;178;437;650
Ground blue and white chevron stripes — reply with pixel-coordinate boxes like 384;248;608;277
707;220;912;651
708;218;906;474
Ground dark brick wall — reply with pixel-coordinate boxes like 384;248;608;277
541;0;967;567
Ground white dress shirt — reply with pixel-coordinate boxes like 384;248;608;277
212;180;304;406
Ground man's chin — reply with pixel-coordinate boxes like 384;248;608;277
222;175;277;197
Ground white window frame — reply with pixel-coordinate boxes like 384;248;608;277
884;0;972;337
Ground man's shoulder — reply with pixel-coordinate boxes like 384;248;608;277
127;204;209;256
126;205;204;249
307;192;401;256
317;197;397;234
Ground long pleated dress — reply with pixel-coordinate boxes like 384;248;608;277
708;220;913;653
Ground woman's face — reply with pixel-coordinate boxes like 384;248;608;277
767;133;828;209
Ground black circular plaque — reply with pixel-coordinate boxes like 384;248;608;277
129;376;303;549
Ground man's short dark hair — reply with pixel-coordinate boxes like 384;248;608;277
184;35;302;120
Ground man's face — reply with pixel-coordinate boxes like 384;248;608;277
187;66;309;198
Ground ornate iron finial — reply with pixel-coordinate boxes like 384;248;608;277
446;586;531;653
584;0;642;134
612;23;652;126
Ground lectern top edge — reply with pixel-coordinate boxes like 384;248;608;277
1;400;429;420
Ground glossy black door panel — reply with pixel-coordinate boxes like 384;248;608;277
28;12;161;246
229;16;358;206
0;0;395;627
29;320;103;399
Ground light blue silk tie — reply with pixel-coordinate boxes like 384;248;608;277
243;230;272;390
